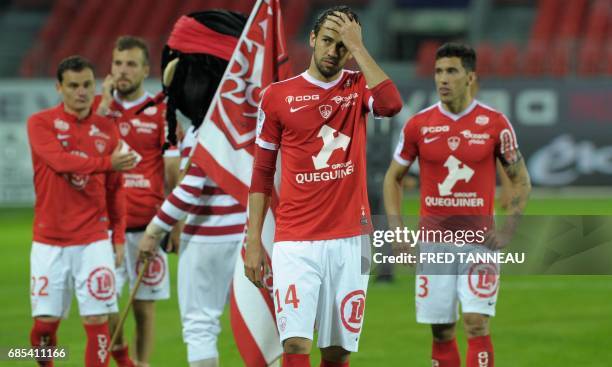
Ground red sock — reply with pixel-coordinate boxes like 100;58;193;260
432;338;461;367
84;322;110;367
111;345;136;367
467;335;494;367
320;360;349;367
282;353;310;367
30;319;60;367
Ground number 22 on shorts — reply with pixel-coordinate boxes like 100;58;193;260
275;284;300;313
31;276;49;296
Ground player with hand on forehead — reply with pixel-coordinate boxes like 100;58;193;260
245;6;403;367
384;43;531;367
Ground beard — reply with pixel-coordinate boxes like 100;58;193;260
116;80;141;97
315;58;341;78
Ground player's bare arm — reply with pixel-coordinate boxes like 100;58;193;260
113;242;125;267
325;11;389;88
96;74;115;116
383;160;417;258
383;160;411;229
496;159;512;210
164;156;181;192
244;192;270;288
488;150;531;249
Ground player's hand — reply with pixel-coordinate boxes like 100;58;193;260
101;74;115;100
113;243;125;267
96;75;115;116
166;222;184;254
483;229;513;250
138;233;159;262
325;11;363;53
244;236;268;288
111;141;138;171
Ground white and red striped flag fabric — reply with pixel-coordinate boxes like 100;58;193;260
190;0;291;365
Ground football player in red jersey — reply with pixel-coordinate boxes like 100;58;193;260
27;56;137;367
245;6;402;367
96;36;181;367
384;43;531;367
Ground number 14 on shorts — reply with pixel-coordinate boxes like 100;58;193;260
275;284;300;313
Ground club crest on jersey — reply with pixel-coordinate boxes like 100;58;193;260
119;122;131;136
319;104;333;119
143;106;157;116
447;136;460;151
54;118;69;131
475;115;489;125
285;94;319;104
95;139;106;153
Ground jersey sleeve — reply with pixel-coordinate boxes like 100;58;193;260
358;73;402;118
27;114;113;174
393;117;419;166
255;87;282;151
494;113;520;165
152;163;206;230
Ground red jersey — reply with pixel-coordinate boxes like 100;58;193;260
256;70;380;242
27;104;126;246
394;100;519;222
105;93;179;228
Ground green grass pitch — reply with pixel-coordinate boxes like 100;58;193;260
1;198;611;366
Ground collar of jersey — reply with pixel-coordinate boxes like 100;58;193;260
436;99;478;121
301;69;346;90
58;103;92;123
113;90;153;110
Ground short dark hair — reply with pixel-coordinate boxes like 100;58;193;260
313;5;360;36
56;55;94;83
435;42;477;72
115;35;150;65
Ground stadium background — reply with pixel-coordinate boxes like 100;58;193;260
0;0;610;365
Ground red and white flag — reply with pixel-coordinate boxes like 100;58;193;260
191;0;291;365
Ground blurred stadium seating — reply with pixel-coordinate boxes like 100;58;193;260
5;0;611;78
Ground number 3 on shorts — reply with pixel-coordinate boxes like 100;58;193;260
417;275;428;298
275;284;300;313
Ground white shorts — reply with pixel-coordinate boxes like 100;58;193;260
178;240;241;362
272;235;370;352
415;243;500;324
115;231;170;301
30;240;118;318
